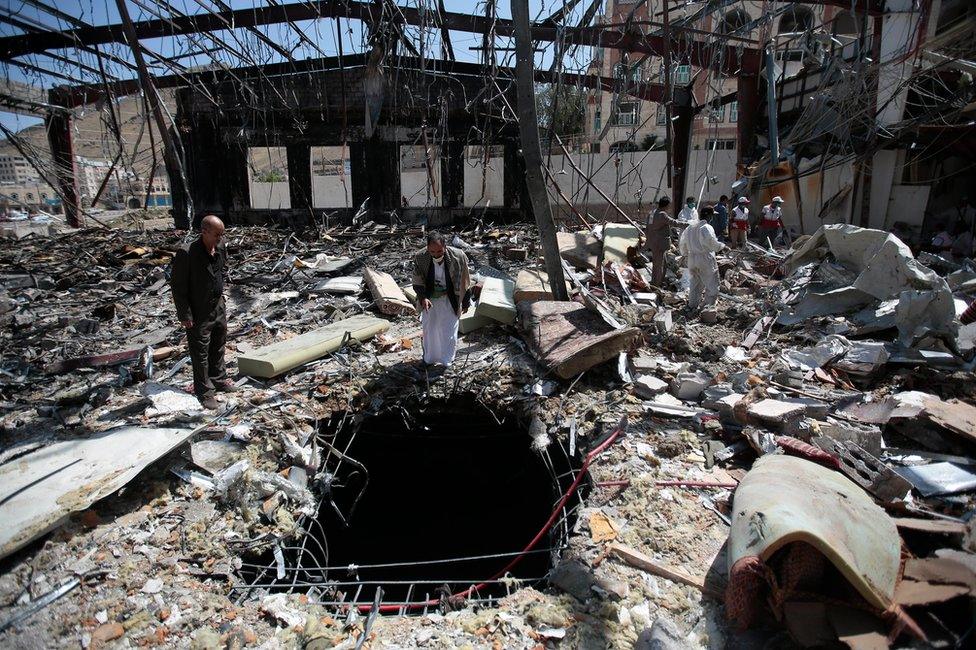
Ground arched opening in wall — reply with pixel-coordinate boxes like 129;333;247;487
127;197;141;209
237;396;591;612
776;6;815;69
717;9;751;38
714;9;752;78
831;10;862;60
778;5;815;35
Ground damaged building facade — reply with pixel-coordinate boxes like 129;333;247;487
1;1;976;649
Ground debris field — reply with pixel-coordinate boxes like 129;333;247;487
0;217;974;649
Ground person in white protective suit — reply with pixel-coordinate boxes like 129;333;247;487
678;206;726;313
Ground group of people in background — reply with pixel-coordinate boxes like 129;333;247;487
668;194;789;249
642;193;791;317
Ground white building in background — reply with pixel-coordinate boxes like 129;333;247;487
583;1;854;156
75;156;113;200
0;180;57;210
0;154;39;185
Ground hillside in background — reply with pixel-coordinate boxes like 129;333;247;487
0;91;169;181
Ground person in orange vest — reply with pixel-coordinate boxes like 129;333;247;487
729;197;750;249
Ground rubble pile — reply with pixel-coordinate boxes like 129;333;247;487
0;219;974;648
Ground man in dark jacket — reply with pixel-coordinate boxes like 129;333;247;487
644;195;675;287
171;214;236;409
411;231;472;368
712;195;730;242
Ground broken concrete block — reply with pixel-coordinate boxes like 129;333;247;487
401;284;417;303
633;375;668;398
557;231;601;270
475;276;516;324
644;394;706;418
191;440;245;474
513;268;570;304
503;246;528;261
832;341;890;375
549;559;626;602
602;224;641;263
363;266;416;316
814;438;912;501
653;309;673;335
141;382;202;417
670;370;711;401
459;307;493;334
700;308;718;324
238;314;390;378
519;301;641;379
701;384;737;409
635;615;686;650
779;397;830;419
812;418;883;456
747;399;806;424
631;354;687;375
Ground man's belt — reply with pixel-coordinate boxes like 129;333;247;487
429;286;448;299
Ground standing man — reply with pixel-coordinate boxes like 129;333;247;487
677;196;698;223
644;196;674;288
759;196;785;245
171;215;236;409
679;207;725;314
712;195;730;242
729;197;751;249
412;231;472;369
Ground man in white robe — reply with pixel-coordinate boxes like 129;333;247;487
411;231;472;368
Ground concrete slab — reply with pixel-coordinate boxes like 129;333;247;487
475;276;517;324
363;267;416;315
602;224;641;263
238;314;390;378
459;307;494;334
633;375;668;398
557;231;601;270
747;399;806;423
653;309;673;334
514;268;570;304
670;370;711;401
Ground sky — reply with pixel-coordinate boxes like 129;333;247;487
0;0;569;135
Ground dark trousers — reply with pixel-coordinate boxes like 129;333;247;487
650;247;667;287
188;304;227;398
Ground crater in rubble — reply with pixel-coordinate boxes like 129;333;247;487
248;396;585;610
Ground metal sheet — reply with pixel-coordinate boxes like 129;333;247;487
729;455;900;611
894;462;976;497
0;426;193;559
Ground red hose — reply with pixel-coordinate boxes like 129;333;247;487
358;418;627;613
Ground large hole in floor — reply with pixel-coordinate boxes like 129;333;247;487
248;397;586;609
